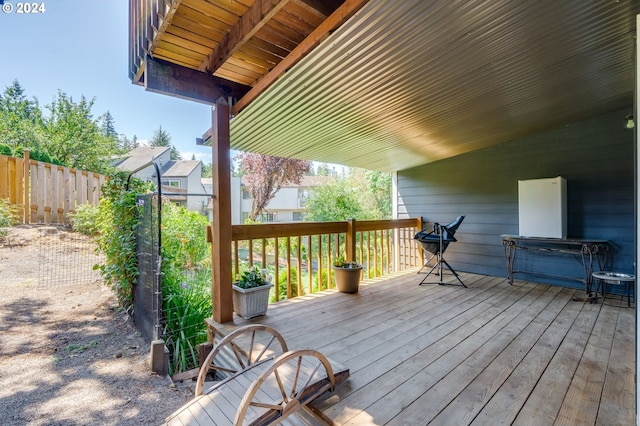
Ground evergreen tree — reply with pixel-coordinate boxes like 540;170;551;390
0;80;43;151
150;125;181;160
201;162;212;178
101;111;117;138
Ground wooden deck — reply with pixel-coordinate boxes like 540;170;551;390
206;271;635;425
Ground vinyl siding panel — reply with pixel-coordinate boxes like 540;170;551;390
397;108;634;288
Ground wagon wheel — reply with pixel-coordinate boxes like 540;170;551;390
195;325;288;396
234;349;336;425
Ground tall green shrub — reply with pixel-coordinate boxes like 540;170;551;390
161;203;212;374
95;172;145;311
70;204;100;236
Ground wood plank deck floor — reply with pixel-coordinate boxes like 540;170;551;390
207;271;635;425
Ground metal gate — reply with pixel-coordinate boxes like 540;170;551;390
133;193;161;343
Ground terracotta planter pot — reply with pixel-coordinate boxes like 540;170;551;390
332;265;363;293
232;283;274;319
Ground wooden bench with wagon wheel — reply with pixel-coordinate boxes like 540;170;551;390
165;325;350;425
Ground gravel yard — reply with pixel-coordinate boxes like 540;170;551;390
0;226;193;425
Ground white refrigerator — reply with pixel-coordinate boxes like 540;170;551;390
518;177;567;238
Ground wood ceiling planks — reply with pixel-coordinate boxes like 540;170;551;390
144;0;342;88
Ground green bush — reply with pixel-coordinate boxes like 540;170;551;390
0;199;20;240
95;172;145;311
273;266;300;301
161;203;210;270
162;266;211;375
0;199;20;228
161;203;212;375
70;204;100;236
0;144;12;156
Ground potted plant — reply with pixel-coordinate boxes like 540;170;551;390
332;255;363;293
232;266;274;319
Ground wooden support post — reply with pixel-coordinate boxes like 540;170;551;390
346;218;356;263
416;216;424;267
211;99;234;323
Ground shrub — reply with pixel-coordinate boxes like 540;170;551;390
95;172;145;311
0;199;20;228
0;144;12;156
0;199;20;240
70;204;100;236
274;266;299;301
161;203;212;375
162;265;211;375
161;202;210;270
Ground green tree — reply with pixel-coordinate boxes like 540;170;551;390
101;111;117;138
201;162;212;178
41;91;118;172
316;163;334;176
119;133;139;152
0;80;43;151
305;177;365;221
365;169;392;219
150;125;181;160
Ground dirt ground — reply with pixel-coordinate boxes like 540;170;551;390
0;226;194;425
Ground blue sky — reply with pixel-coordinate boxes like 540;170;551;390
0;0;214;162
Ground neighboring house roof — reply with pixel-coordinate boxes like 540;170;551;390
115;146;171;172
163;160;200;178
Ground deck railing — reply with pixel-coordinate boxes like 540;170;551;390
221;218;424;301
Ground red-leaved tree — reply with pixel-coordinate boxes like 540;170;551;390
237;153;310;221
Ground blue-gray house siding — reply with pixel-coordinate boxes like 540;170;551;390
397;108;634;288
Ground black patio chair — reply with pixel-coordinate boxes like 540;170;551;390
414;215;466;287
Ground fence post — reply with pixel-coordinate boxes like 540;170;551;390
346;218;356;262
22;150;30;224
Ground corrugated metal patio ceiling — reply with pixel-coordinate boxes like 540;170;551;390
229;0;638;173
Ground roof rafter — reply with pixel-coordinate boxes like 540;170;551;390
199;0;294;74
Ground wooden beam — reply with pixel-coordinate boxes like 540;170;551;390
144;56;250;105
211;99;234;323
200;0;293;74
232;0;372;115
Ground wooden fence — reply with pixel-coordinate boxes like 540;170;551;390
0;152;106;225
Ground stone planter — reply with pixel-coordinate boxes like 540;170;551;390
332;265;363;293
232;283;274;319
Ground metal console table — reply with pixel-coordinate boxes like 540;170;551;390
501;235;609;296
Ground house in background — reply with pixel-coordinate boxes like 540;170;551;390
240;175;333;223
113;146;171;180
161;160;208;213
116;146;208;214
202;175;332;224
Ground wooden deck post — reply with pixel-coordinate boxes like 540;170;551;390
211;99;233;323
346;218;356;262
416;216;424;266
